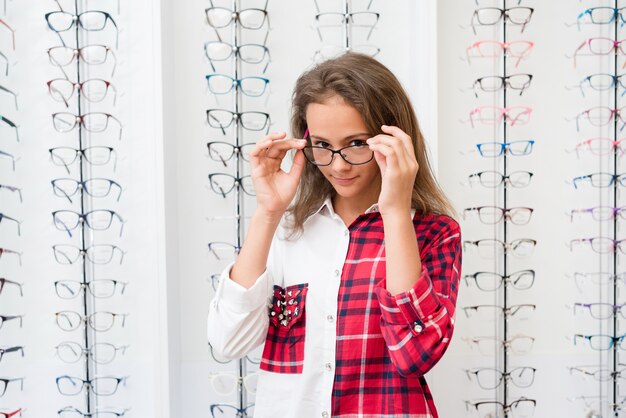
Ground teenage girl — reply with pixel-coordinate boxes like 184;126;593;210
208;52;462;418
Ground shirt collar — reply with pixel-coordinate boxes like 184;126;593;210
310;196;380;220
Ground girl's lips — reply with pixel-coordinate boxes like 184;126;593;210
333;176;357;185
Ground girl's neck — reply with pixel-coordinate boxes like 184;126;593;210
332;193;378;227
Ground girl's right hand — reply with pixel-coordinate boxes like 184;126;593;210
250;131;307;219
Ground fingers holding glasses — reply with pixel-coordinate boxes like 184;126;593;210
367;126;418;177
249;132;307;216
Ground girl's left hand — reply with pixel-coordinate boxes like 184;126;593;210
366;125;419;217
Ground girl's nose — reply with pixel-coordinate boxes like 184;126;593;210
330;153;351;171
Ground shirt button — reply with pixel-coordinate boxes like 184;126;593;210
325;362;333;371
322;412;329;418
413;322;423;333
344;230;349;236
326;314;335;323
334;269;340;277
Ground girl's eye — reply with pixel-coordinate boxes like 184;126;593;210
350;139;367;147
314;141;331;148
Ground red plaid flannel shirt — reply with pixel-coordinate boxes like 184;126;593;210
208;200;462;418
332;210;461;417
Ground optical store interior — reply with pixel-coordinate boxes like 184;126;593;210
2;0;626;417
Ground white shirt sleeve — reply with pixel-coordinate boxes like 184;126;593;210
207;225;283;360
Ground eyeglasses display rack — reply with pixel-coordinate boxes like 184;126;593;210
567;2;625;417
205;1;271;417
0;2;25;417
462;1;537;416
46;0;128;416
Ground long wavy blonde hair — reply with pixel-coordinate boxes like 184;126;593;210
286;53;454;236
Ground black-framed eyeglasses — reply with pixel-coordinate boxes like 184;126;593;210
207;241;241;261
0;346;23;362
52;209;125;238
468;170;533;188
0;377;23;397
206;109;271;135
0;212;21;236
471;7;534;34
0;278;23;296
56;341;128;365
52;112;122;140
51;178;123;203
0;183;22;203
464;269;535;291
0;315;22;330
56;375;127;396
55;310;128;332
0;84;18;109
205;74;270;97
207;141;254;166
210;403;254;418
52;244;126;265
45;9;119;48
208;173;254;198
48;78;118;107
464;397;536;418
50;146;117;174
465;366;536;389
303;129;374;166
0;115;19;142
303;143;375;166
205;1;269;30
54;279;127;299
47;45;117;78
472;74;533;97
58;406;130;418
0;149;16;171
204;41;271;73
0;247;22;266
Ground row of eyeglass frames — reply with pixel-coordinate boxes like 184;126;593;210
203;1;383;416
460;2;538;418
565;3;626;417
204;1;272;417
45;0;129;417
1;2;24;418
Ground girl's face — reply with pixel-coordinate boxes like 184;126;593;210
305;95;381;209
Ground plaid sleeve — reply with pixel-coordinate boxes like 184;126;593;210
373;217;461;377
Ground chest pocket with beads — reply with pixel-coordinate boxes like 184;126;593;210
260;283;309;374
